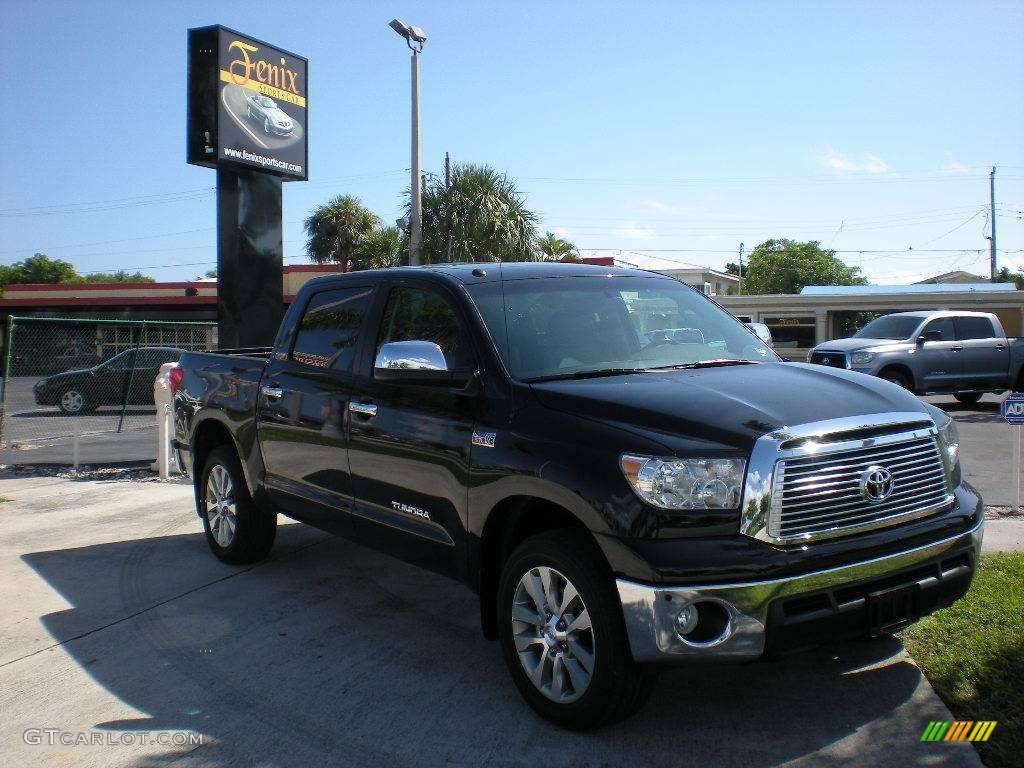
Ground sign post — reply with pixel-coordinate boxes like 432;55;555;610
187;26;308;348
1001;392;1024;513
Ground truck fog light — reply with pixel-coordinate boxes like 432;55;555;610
675;604;699;637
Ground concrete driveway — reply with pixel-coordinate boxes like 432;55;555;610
0;473;984;768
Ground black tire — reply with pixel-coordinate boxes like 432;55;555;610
879;369;910;390
58;388;94;415
497;530;655;729
954;393;982;405
198;445;276;564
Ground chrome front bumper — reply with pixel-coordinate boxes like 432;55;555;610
616;516;983;663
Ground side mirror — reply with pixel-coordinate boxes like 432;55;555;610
374;340;455;384
920;330;943;344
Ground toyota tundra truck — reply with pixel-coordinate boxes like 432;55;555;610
808;310;1024;404
174;263;982;729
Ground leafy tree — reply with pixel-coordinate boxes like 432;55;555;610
994;266;1024;290
416;163;539;263
352;226;404;271
1;253;79;284
724;262;741;276
537;231;578;261
742;239;867;294
75;271;155;283
304;194;379;269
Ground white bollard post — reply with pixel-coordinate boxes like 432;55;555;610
153;363;177;479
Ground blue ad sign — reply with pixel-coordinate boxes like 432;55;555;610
1002;393;1024;425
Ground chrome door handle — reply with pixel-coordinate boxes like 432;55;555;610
950;346;963;352
996;345;1006;350
350;402;378;417
261;385;283;400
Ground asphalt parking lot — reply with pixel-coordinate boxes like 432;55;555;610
924;393;1023;507
0;472;986;768
0;376;159;466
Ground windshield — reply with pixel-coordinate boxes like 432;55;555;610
467;274;778;381
854;315;923;341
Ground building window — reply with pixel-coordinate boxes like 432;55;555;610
762;316;816;349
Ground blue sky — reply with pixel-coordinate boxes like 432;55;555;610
2;0;1022;283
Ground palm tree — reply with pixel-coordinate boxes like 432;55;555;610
416;163;539;263
537;231;579;262
304;194;379;269
352;226;404;271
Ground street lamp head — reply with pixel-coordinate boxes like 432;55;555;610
388;18;426;51
389;19;409;38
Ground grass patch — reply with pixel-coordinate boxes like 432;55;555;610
901;553;1023;768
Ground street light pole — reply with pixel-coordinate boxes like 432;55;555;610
410;50;422;265
389;19;427;266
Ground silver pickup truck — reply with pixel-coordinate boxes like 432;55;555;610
808;310;1024;404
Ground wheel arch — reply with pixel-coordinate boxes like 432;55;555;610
476;495;604;641
190;415;259;499
877;362;916;391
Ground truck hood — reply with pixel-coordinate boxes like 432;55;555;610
529;362;931;453
813;337;913;353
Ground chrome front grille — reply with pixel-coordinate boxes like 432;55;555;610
769;435;952;541
739;413;956;545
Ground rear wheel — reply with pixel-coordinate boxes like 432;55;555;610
199;446;276;564
954;393;982;405
497;531;655;729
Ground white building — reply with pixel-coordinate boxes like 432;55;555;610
577;251;740;296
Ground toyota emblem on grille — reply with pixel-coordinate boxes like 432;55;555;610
860;465;895;503
822;356;830;365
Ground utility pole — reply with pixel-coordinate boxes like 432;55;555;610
989;166;997;280
444;151;451;189
738;242;745;295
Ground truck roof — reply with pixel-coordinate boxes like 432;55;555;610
885;310;997;319
300;261;661;288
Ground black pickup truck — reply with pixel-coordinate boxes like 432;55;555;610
174;263;983;729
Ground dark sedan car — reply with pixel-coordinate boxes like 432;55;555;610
33;347;185;414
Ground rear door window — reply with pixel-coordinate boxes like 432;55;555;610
291;287;374;371
954;316;996;340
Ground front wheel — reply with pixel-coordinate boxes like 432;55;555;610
199;446;276;564
497;531;655;729
879;369;910;390
59;388;93;415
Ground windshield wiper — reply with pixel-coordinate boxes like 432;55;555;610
651;359;757;370
524;368;650;383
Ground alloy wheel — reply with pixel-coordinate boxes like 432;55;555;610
205;464;237;548
60;390;85;413
511;566;595;703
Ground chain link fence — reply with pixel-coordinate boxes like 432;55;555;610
0;317;216;466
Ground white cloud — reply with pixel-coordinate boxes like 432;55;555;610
616;221;657;240
819;148;889;174
943;160;970;174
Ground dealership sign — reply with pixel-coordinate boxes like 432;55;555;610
187;26;308;180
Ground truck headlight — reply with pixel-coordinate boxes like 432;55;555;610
937;417;960;468
851;350;876;365
620;455;746;509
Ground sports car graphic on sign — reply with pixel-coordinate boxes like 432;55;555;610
246;94;294;136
